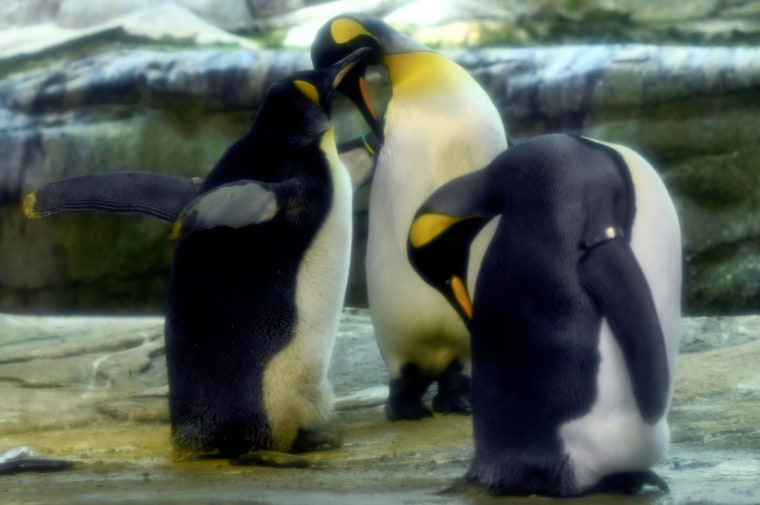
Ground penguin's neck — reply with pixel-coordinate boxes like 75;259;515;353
382;52;474;98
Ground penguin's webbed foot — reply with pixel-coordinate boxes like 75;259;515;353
432;361;472;415
385;397;433;421
588;469;670;495
231;451;313;469
432;391;472;415
386;365;435;421
289;428;343;453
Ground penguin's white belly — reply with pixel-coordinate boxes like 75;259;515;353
366;96;505;376
560;142;682;491
559;321;670;490
262;155;353;449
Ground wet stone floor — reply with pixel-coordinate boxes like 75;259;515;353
0;309;758;505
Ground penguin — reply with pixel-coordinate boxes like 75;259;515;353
407;133;681;496
311;13;508;421
25;48;369;458
162;48;370;458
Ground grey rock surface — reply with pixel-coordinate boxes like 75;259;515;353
0;310;758;504
4;0;760;46
2;43;759;313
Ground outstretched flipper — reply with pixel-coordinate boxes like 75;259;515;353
171;180;279;240
23;172;201;222
579;235;670;423
407;168;499;324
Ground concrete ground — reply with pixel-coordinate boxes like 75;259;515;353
0;309;758;504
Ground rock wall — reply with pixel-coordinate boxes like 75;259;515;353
1;2;759;314
5;0;760;46
465;45;760;314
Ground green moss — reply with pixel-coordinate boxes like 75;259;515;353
686;239;760;315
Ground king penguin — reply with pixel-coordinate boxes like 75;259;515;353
162;49;371;458
408;133;681;496
22;49;367;459
311;13;508;421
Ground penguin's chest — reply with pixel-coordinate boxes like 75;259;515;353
292;173;353;333
373;92;507;243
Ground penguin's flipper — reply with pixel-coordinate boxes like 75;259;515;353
408;168;499;322
578;236;669;423
23;172;201;222
171;180;278;240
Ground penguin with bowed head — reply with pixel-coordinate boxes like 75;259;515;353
407;133;681;496
25;48;370;459
311;12;508;421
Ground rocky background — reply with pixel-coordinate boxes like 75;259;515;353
1;0;759;314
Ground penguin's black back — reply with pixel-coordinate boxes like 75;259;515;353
166;205;323;453
467;134;634;494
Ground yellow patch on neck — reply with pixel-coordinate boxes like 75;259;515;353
409;213;470;248
383;52;471;97
294;79;321;109
320;126;341;170
330;18;379;44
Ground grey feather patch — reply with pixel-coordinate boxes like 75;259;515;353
173;181;278;239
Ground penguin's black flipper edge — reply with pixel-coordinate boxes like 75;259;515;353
23;172;201;222
578;237;669;423
171;180;279;240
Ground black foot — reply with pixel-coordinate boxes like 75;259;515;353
588;470;670;495
433;361;472;415
432;391;472;415
231;451;312;469
289;428;342;453
385;364;434;421
385;397;433;421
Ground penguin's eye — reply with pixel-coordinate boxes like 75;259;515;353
293;80;322;109
330;18;379;45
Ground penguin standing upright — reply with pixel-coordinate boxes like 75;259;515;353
311;13;508;420
162;49;369;458
408;133;681;496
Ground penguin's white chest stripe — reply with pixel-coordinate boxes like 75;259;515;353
260;128;352;449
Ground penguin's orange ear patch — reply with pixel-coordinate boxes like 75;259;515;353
294;79;321;109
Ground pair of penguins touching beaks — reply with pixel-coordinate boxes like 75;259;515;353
24;13;681;498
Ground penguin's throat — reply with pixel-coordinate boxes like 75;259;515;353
382;52;471;97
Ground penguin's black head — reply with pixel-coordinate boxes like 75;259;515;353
255;47;371;145
408;211;492;326
311;13;422;140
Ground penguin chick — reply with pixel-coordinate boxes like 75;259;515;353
164;47;369;459
408;133;681;496
311;12;508;421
